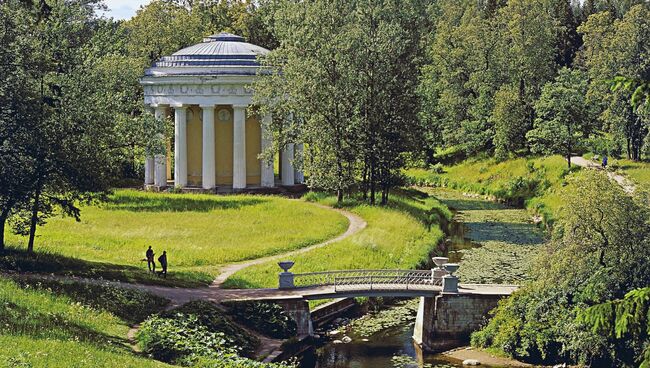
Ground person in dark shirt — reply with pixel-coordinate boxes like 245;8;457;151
602;155;608;168
146;246;155;273
158;251;168;278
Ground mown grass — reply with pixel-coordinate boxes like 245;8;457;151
405;155;575;225
223;189;451;289
4;190;348;286
0;277;173;367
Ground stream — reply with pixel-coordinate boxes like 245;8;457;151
296;188;543;368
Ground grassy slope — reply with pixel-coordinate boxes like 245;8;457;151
405;155;573;225
223;189;451;289
3;190;348;287
0;278;174;368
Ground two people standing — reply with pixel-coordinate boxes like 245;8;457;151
145;246;168;278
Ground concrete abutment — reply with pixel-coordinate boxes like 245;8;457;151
413;293;506;352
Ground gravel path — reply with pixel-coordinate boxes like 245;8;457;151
211;204;366;288
571;156;636;193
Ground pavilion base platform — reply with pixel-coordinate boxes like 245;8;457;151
143;183;308;196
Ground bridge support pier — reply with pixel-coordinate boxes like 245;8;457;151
413;293;506;352
276;298;314;337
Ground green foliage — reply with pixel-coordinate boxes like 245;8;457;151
472;171;650;366
254;0;431;204
138;305;290;368
13;278;169;324
222;301;297;339
160;300;259;357
527;68;593;167
492;84;529;160
137;314;239;364
579;5;650;161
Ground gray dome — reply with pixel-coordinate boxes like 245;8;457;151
144;33;270;77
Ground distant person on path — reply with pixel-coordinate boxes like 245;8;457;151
602;155;608;169
158;251;168;278
146;246;155;273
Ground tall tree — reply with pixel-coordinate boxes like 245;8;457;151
527;68;593;168
579;5;650;160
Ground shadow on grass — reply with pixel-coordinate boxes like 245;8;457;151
12;278;170;324
0;247;213;288
0;301;130;351
106;194;267;212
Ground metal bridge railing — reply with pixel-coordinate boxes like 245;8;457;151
292;269;443;291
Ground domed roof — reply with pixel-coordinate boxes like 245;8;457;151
144;33;270;77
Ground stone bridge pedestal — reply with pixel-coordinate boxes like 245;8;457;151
276;298;314;336
413;293;506;352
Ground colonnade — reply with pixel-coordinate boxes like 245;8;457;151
143;104;301;190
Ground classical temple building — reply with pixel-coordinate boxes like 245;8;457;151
140;33;303;191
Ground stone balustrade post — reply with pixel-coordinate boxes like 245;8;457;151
278;260;295;289
441;263;459;293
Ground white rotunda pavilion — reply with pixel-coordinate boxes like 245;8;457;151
140;32;303;191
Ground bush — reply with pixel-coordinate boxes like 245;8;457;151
160;301;259;357
222;301;297;339
472;171;650;366
493;176;546;207
137;314;239;364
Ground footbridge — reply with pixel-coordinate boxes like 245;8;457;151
259;259;518;353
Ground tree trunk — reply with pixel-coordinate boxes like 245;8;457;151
27;190;40;253
337;189;343;203
567;154;572;169
0;212;7;252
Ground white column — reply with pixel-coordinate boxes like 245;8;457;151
232;105;247;189
281;143;295;186
153;106;167;188
294;143;304;184
174;105;188;188
260;114;275;187
144;157;155;185
201;105;216;189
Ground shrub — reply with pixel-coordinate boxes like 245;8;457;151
493;176;546;207
222;301;297;339
137;314;239;364
160;301;259;357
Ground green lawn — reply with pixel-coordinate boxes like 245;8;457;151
223;189;451;289
0;277;174;368
4;190;349;286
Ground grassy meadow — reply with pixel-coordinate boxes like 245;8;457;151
3;190;348;286
405;155;575;225
223;189;452;289
0;278;173;368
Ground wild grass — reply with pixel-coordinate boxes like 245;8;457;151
4;190;348;286
223;190;450;289
405;155;575;225
0;277;172;367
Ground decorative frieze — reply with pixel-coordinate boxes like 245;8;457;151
145;84;254;97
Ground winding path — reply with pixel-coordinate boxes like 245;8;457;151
9;204;366;307
211;204;366;288
571;156;636;193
